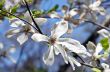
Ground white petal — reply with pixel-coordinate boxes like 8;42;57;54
24;11;32;22
31;33;49;42
58;38;91;56
17;33;28;45
0;42;3;49
34;18;47;26
94;43;103;57
68;55;81;70
4;0;13;10
101;63;109;69
104;69;110;72
79;11;86;20
54;44;68;64
49;11;61;18
89;0;101;9
6;28;20;38
51;20;68;39
92;7;105;15
69;9;77;17
10;18;25;27
58;38;86;53
43;46;54;65
86;41;96;53
98;29;110;38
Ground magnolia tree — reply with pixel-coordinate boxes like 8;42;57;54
0;0;110;72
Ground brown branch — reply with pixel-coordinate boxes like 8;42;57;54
23;0;43;34
85;20;110;31
0;9;38;31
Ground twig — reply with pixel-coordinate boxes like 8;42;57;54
23;0;43;34
0;9;38;31
85;20;110;31
74;52;103;70
80;62;103;70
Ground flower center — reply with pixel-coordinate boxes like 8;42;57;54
64;14;71;21
49;38;56;45
23;25;31;34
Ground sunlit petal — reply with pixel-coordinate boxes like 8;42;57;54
31;33;49;42
10;18;25;27
34;18;47;26
43;46;54;65
54;44;68;64
57;38;90;56
51;20;68;39
101;63;109;69
6;28;20;38
86;41;96;53
68;55;81;70
69;9;77;17
98;29;110;38
17;33;28;45
94;43;103;57
49;11;61;18
89;0;101;8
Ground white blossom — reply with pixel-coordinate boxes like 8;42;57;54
32;20;91;70
79;0;105;21
6;12;47;45
49;7;78;33
98;29;110;38
101;63;110;72
4;0;20;10
87;42;103;59
24;11;47;26
6;18;36;45
0;43;16;63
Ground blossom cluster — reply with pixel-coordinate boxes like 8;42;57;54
0;0;110;72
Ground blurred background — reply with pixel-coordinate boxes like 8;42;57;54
0;0;110;72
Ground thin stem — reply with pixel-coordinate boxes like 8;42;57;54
74;52;103;70
0;9;38;31
23;0;43;34
85;20;110;31
80;62;103;70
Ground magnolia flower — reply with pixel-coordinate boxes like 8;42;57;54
87;41;110;61
97;29;110;60
0;42;16;63
79;0;105;21
32;20;91;70
98;29;110;38
6;18;36;45
87;41;103;59
24;11;47;26
6;12;47;45
101;63;110;72
4;0;20;10
49;6;79;33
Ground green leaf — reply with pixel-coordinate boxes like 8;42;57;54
100;38;109;51
0;0;5;9
11;4;19;13
47;4;59;13
92;68;101;72
32;10;43;17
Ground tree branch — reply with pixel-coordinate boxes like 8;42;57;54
23;0;43;34
85;20;110;31
0;9;38;31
